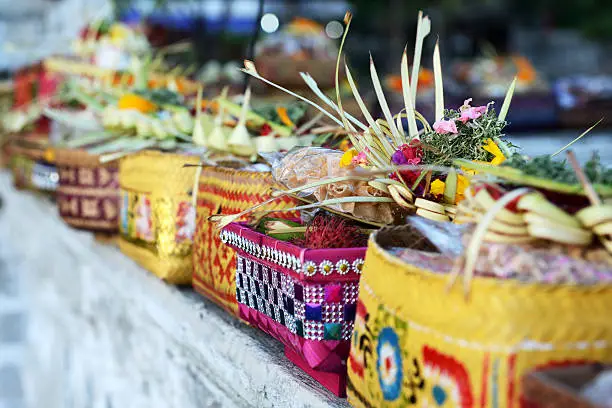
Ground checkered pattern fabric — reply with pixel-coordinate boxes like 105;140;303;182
235;255;358;341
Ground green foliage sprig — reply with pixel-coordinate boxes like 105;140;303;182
421;108;510;166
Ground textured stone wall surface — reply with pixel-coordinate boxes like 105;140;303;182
0;173;349;408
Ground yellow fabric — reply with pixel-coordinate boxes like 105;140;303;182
119;151;199;284
347;236;612;408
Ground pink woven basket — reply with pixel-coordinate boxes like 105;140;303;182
221;222;366;397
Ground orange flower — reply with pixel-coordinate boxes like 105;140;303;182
275;106;295;128
43;148;55;164
418;68;434;87
339;139;352;152
386;75;402;93
288;18;323;34
512;56;537;83
117;94;157;113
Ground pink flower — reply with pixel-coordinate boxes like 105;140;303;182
352;150;369;166
458;98;488;123
433;119;458;135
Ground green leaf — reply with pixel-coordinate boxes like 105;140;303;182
444;168;457;204
498;77;516;123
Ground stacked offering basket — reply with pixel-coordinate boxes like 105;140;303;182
119;150;199;284
221;222;366;397
192;165;299;315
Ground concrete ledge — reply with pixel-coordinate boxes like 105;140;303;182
0;173;348;408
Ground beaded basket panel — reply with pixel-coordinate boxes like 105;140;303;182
236;255;358;341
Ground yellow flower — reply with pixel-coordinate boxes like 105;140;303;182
482;138;506;165
43;148;55;164
109;23;130;42
430;179;446;196
456;174;469;203
340;148;358;168
117;94;157;113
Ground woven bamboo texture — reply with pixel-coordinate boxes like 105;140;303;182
192;165;299;316
119;150;199;285
346;230;612;408
55;147;120;232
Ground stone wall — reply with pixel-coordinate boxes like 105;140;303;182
0;173;349;408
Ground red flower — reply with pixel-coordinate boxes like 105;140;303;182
260;123;273;136
399;139;423;161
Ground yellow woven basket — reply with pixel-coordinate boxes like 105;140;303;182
192;165;299;316
119;150;199;284
347;228;612;408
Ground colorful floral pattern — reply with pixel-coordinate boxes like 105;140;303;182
134;196;153;242
376;327;404;401
176;201;196;242
349;300;370;379
421;346;474;408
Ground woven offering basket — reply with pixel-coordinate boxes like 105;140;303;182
54;147;119;232
192;165;299;316
8;134;57;193
346;225;612;408
119;150;199;285
221;222;366;397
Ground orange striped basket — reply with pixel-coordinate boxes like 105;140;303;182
192;164;299;316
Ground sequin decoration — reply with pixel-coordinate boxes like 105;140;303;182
235;254;357;341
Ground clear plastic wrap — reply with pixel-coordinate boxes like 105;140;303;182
270;147;396;225
385;217;612;285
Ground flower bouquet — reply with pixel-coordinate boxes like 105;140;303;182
238;11;518;227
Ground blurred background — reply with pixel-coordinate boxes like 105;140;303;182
2;0;612;407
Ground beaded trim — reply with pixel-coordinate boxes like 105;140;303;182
220;229;364;277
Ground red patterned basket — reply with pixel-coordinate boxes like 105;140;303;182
192;165;299;316
221;222;366;397
54;147;119;232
